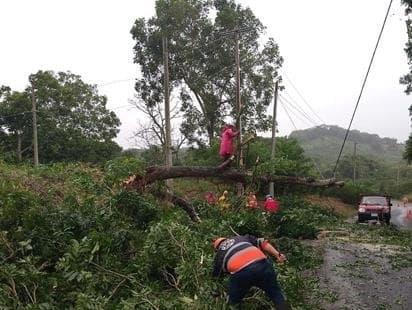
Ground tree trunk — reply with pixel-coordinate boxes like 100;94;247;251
207;124;214;147
16;133;22;162
124;165;344;191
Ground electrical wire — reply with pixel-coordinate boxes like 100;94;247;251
283;72;325;124
279;99;297;130
278;97;311;126
282;91;319;125
279;99;325;178
279;94;317;126
332;0;393;177
97;78;134;87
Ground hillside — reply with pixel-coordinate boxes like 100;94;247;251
290;125;405;167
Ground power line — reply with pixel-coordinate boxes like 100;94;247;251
332;0;393;177
279;98;325;178
279;99;297;130
278;97;311;126
283;72;325;124
279;94;317;126
97;78;134;87
282;91;319;125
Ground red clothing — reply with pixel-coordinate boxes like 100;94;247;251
219;127;238;157
264;198;280;213
205;192;217;205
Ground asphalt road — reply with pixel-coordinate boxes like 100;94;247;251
391;200;412;229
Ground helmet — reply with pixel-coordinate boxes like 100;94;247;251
213;237;226;250
265;194;272;199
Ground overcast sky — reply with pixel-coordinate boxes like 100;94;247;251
0;0;411;148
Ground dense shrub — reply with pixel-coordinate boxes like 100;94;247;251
322;182;372;204
268;196;338;239
112;191;159;229
0;162;339;308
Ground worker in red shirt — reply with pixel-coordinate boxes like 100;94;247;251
219;124;239;161
264;195;280;213
212;235;290;309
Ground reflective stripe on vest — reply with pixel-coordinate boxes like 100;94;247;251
222;242;251;272
227;246;266;274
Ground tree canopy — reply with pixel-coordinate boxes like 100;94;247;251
131;0;283;146
400;0;412;163
0;71;121;163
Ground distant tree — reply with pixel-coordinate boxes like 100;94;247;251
336;154;382;180
131;0;283;146
0;71;121;163
0;87;33;161
131;96;186;161
403;135;412;164
400;0;412;163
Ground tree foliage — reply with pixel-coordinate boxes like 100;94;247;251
0;71;121;163
131;0;283;146
0;160;339;309
400;1;412;163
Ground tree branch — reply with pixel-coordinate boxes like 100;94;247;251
124;165;344;191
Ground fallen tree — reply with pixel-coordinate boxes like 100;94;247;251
124;165;344;191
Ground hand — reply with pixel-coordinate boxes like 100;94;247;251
276;253;287;264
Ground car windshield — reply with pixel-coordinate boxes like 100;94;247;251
361;196;387;205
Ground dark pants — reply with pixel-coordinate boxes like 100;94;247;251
228;259;285;307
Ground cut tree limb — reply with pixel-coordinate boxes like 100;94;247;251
156;189;201;223
124;165;344;191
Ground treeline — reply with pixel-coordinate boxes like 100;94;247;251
0;71;121;164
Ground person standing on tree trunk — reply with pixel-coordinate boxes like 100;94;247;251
219;124;239;161
212;235;290;309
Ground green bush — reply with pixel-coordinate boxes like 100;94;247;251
112;191;159;229
322;182;372;204
268;196;338;239
104;156;145;186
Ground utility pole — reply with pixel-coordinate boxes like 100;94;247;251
235;31;243;168
353;142;357;183
31;78;39;167
269;80;279;196
162;36;173;176
396;163;400;192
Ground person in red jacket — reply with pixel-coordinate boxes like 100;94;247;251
212;235;289;309
219;124;239;161
264;195;280;213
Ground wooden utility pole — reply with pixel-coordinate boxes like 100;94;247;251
162;36;173;171
31;79;39;167
396;163;400;192
235;31;243;168
269;80;279;196
353;142;357;183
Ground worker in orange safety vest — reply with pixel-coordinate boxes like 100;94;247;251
212;235;290;309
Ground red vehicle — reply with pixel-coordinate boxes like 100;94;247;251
357;194;392;224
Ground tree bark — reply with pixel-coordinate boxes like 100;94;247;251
124;165;344;191
156;190;201;223
16;133;22;162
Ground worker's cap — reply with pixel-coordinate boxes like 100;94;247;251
265;194;272;199
213;237;226;250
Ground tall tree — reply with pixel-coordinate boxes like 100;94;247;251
0;71;122;163
0;87;32;161
131;0;283;146
400;0;412;163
